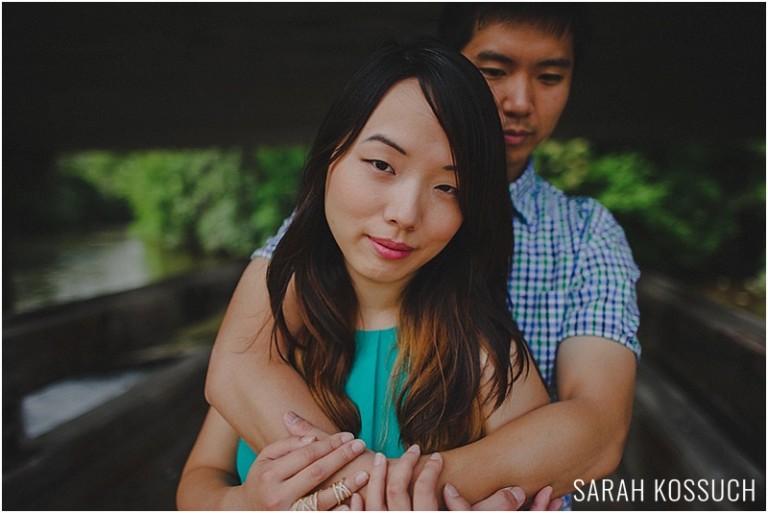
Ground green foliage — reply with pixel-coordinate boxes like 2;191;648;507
54;152;133;228
535;138;765;279
58;140;764;283
248;146;306;238
60;146;305;258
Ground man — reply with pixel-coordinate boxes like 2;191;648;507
205;3;639;508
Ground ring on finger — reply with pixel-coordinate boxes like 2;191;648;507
330;479;353;506
290;491;318;511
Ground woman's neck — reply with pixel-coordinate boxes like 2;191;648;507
352;278;402;331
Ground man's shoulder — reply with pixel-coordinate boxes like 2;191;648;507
531;173;620;230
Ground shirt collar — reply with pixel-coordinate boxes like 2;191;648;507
508;159;538;225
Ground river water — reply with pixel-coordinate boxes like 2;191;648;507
8;225;216;314
8;226;217;438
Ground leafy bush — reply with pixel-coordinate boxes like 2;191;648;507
535;139;765;280
59;146;305;258
58;140;764;284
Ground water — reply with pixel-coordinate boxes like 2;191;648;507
8;226;216;438
7;226;215;313
21;368;150;439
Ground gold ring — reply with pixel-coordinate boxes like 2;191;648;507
330;479;353;506
290;491;318;511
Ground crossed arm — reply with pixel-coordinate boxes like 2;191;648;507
204;257;637;503
206;259;636;502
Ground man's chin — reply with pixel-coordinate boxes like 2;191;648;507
506;156;529;182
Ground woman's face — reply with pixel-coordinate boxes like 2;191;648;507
325;78;463;292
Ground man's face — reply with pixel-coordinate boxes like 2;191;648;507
462;21;573;181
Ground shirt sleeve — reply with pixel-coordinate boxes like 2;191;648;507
563;200;642;359
250;211;295;260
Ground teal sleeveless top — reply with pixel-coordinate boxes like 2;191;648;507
236;328;403;483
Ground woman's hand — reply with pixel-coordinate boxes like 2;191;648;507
281;412;564;511
350;444;442;511
240;432;370;510
345;444;563;511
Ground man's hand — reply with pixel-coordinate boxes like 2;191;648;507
443;483;562;511
285;410;331;440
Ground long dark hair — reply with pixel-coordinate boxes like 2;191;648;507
267;38;529;452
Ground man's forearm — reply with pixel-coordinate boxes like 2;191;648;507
206;259;635;503
207;346;339;452
439;397;626;503
439;337;636;503
204;257;341;452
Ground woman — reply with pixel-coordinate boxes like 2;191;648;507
177;38;550;510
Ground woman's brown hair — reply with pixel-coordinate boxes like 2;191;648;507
267;38;530;452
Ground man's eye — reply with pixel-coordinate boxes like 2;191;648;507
540;73;564;85
479;67;504;79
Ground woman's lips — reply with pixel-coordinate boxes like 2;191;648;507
368;236;414;260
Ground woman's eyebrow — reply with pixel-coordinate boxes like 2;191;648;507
364;133;455;171
363;134;407;155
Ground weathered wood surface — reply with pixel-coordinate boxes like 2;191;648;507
637;273;765;461
3;262;245;461
3;271;765;510
576;273;765;510
3;261;244;397
3;347;209;510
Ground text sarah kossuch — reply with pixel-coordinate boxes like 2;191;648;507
573;478;757;504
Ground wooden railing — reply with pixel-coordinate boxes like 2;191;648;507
3;269;765;510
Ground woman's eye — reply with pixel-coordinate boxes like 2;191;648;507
436;184;458;195
368;160;393;173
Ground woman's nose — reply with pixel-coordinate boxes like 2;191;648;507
384;180;422;230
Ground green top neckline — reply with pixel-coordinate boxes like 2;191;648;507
355;326;397;334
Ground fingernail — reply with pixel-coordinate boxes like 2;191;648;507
552;498;564;510
284;411;300;425
407;444;420;455
300;435;317;445
354;471;369;486
374;452;385;466
445;483;460;498
340;432;354;443
351;439;366;453
508;486;525;504
430;452;442;462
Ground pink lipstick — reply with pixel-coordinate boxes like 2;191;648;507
368;236;414;260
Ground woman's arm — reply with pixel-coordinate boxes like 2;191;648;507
177;407;371;510
177;407;253;510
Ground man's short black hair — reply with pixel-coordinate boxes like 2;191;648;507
437;3;589;64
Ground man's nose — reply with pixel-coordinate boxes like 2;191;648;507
497;76;534;119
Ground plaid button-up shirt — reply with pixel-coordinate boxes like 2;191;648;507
507;160;641;392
